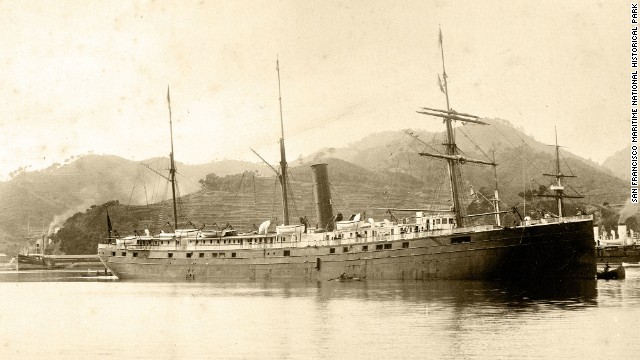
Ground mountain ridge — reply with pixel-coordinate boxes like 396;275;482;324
602;144;630;181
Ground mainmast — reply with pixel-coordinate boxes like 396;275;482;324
537;127;583;217
276;59;290;225
416;28;495;227
438;28;462;227
167;86;179;231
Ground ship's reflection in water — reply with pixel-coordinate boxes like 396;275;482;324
1;270;639;359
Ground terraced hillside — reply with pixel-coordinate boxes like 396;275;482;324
54;158;459;254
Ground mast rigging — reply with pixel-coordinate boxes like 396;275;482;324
536;127;583;217
416;27;493;227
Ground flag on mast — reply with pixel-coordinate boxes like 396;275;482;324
438;74;445;93
167;85;173;123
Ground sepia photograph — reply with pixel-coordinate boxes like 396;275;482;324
0;1;637;359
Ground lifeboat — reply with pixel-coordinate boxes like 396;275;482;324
198;230;221;238
116;236;138;246
276;224;305;235
336;220;365;231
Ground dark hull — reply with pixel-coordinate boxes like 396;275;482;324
98;219;596;281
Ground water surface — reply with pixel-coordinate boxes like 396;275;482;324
1;268;638;359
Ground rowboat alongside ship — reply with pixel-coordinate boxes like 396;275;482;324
97;34;596;282
597;264;625;280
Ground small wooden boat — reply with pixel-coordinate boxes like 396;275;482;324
597;265;626;280
329;273;363;282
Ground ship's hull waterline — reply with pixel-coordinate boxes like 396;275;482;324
98;218;595;281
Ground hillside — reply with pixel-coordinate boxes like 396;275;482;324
54;154;612;255
602;145;630;181
0;155;261;253
307;119;628;208
54;158;442;254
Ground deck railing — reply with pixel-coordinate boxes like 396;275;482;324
522;214;592;227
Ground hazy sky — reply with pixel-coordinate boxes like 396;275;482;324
0;1;628;180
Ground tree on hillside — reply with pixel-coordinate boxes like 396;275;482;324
200;171;260;192
200;173;220;190
57;226;95;254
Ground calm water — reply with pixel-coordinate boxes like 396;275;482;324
1;268;639;359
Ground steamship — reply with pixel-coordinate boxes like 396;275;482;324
97;42;596;281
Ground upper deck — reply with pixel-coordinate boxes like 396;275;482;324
98;214;593;253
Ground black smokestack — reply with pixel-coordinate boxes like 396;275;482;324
311;163;334;231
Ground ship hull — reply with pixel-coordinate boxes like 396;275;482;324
98;219;595;281
17;254;52;270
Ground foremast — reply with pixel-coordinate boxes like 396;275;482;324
416;28;496;227
536;127;583;217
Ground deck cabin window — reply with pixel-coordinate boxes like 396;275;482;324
375;244;383;250
343;247;349;253
402;242;409;249
186;253;193;258
231;253;236;258
362;245;368;251
121;252;126;257
168;253;173;258
199;253;205;258
212;253;218;258
284;250;290;256
329;248;336;254
111;252;116;256
384;243;392;249
219;253;226;258
449;218;454;224
133;252;138;257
